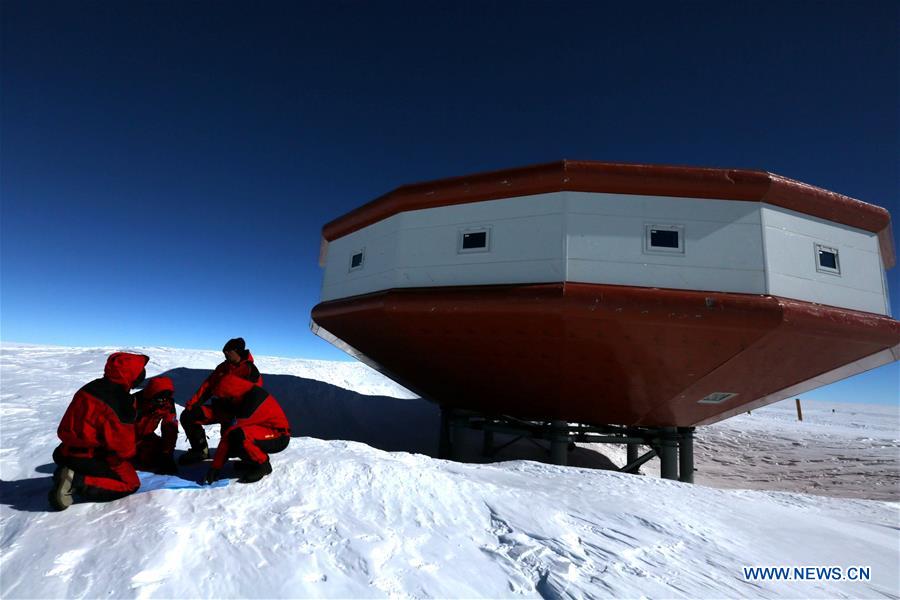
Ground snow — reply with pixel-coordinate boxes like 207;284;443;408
1;342;898;598
693;402;900;501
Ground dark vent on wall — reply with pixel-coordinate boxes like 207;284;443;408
698;392;738;405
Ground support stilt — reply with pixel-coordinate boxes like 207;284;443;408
626;443;639;466
678;427;694;483
482;430;494;458
549;420;569;465
448;413;464;461
659;427;678;480
438;407;451;459
432;409;698;484
621;448;656;474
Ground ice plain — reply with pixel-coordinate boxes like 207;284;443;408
0;343;897;599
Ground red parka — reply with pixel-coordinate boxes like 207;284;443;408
186;350;262;410
135;376;178;455
57;352;149;462
209;374;290;469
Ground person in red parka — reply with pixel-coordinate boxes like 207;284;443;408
200;374;290;485
133;376;179;475
179;337;263;465
49;352;149;510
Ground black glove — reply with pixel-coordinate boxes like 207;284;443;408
200;468;220;485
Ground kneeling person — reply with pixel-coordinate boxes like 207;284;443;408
134;376;178;474
179;337;262;465
200;374;290;485
50;352;149;510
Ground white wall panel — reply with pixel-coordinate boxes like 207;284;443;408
767;272;887;314
397;215;564;267
321;224;399;301
399;192;566;228
566;216;766;270
320;193;890;316
565;194;766;294
396;259;564;287
567;192;761;224
763;204;878;250
567;260;766;293
762;206;888;315
321;194;566;301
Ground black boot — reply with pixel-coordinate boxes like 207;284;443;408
237;460;272;484
179;422;210;465
178;445;209;465
48;466;76;511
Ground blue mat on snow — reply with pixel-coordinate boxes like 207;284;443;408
137;471;230;492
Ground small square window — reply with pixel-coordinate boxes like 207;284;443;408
349;249;365;272
644;224;684;255
458;228;491;254
815;244;840;275
462;231;487;249
651;229;679;248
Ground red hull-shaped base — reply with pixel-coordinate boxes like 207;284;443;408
311;284;900;427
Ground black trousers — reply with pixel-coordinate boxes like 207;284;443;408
52;446;136;502
180;404;230;450
225;428;290;463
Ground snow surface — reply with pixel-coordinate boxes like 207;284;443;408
1;343;898;598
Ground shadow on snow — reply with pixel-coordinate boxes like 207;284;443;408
1;367;620;513
160;368;621;470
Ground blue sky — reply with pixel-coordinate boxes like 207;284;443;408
2;1;897;404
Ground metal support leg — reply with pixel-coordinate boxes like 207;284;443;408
549;420;569;466
678;427;694;483
627;443;639;466
659;427;678;480
438;407;451;459
620;448;656;474
482;430;494;458
449;414;464;461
